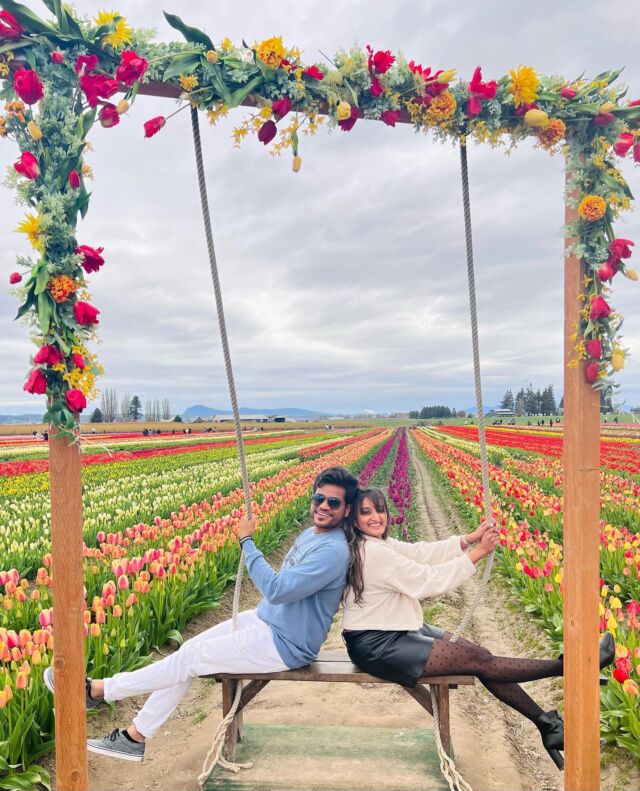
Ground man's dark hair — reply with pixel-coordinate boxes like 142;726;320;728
312;466;359;506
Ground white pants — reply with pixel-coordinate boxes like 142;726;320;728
103;609;288;738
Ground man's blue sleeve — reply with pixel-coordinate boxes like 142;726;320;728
242;539;344;604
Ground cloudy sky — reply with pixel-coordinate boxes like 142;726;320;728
2;0;640;415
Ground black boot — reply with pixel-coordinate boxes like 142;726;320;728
534;709;564;770
599;631;615;669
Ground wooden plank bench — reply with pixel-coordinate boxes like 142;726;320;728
203;650;474;762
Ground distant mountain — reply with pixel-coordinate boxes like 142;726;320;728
0;413;44;424
182;404;336;418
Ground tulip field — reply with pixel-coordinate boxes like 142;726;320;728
0;427;394;787
412;426;640;758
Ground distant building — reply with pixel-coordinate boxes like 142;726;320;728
487;408;514;418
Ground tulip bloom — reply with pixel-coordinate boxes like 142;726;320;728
585;362;600;384
75;244;105;273
99;103;120;128
381;110;402;127
144;116;166;138
560;87;577;98
116;50;148;86
16;671;28;690
613;132;634;157
271;96;292;117
303;65;324;80
23;368;47;395
51;50;64;64
79;73;119;107
590;295;612;320
73;300;100;325
65;388;87;413
14;151;40;180
68;169;81;189
524;109;549;127
13;67;44;104
585;339;602;359
257;120;277;145
0;10;23;38
33;344;63;366
609;238;634;260
9;272;22;284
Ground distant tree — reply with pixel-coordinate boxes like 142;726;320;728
456;410;466;418
540;385;557;416
100;387;118;422
173;414;183;422
419;405;452;419
162;398;171;420
559;395;564;410
130;395;142;421
90;407;103;423
515;389;526;417
120;393;131;422
600;388;613;413
408;410;419;419
500;389;515;412
144;399;153;422
153;398;161;422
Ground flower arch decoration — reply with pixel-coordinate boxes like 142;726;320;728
1;1;639;433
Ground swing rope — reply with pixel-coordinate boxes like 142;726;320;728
189;107;254;786
190;105;493;789
428;140;497;791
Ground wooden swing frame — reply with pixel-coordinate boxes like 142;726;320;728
47;80;601;791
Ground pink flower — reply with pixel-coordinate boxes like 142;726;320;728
65;389;87;413
117;575;129;590
98;103;120;128
367;47;395;75
585;362;600;384
609;238;634;260
303;65;324;80
13;151;40;180
144;116;166;138
257;119;277;145
116;50;148;86
271;96;292;117
9;272;22;284
381;110;402;127
467;95;482;116
75;54;99;75
13;67;44;104
469;66;497;99
597;260;616;282
590;295;612;320
370;76;384;97
585;339;602;359
0;10;23;38
23;369;47;395
79;73;119;107
33;345;63;366
593;112;615;126
75;245;105;273
613;132;634;157
560;87;577;99
68;169;80;189
51;51;64;65
72;353;85;369
73;300;100;326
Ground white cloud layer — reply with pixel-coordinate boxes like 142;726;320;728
1;0;640;414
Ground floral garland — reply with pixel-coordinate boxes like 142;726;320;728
1;2;639;433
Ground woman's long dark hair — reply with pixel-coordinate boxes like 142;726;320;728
343;487;391;605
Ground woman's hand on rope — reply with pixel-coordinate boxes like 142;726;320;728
467;523;499;564
238;515;258;540
464;518;495;547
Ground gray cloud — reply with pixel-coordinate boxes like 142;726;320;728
1;0;639;414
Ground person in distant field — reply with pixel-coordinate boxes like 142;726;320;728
44;466;358;762
341;487;616;772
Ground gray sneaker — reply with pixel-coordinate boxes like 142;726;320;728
43;666;102;710
87;729;145;762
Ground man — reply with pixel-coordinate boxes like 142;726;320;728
44;465;358;762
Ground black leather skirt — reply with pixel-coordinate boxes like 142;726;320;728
343;623;446;688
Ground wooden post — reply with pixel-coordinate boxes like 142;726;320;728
563;164;601;790
49;434;88;791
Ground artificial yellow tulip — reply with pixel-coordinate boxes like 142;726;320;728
437;68;457;84
611;348;625;371
524;109;549;127
625;268;638;281
27;121;42;140
336;100;352;121
117;99;129;114
292;155;302;172
206;50;219;64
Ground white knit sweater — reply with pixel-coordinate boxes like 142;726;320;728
341;534;476;631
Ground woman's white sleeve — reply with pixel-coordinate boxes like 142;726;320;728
380;547;476;599
387;535;465;565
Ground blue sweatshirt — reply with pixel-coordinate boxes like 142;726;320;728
242;527;349;668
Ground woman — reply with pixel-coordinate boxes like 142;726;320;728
342;487;615;770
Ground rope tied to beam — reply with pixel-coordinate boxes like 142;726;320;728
189;107;254;787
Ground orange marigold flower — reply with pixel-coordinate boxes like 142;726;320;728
537;118;566;149
425;91;457;123
48;275;77;303
578;195;607;222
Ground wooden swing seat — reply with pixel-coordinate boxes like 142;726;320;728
202;649;474;761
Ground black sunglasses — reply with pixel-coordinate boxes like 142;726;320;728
311;493;344;509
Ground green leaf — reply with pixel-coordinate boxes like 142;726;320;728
163;11;214;50
162;53;202;82
166;629;183;645
205;63;233;104
37;292;53;334
34;265;49;295
79;108;97;139
227;74;264;108
0;0;57;35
